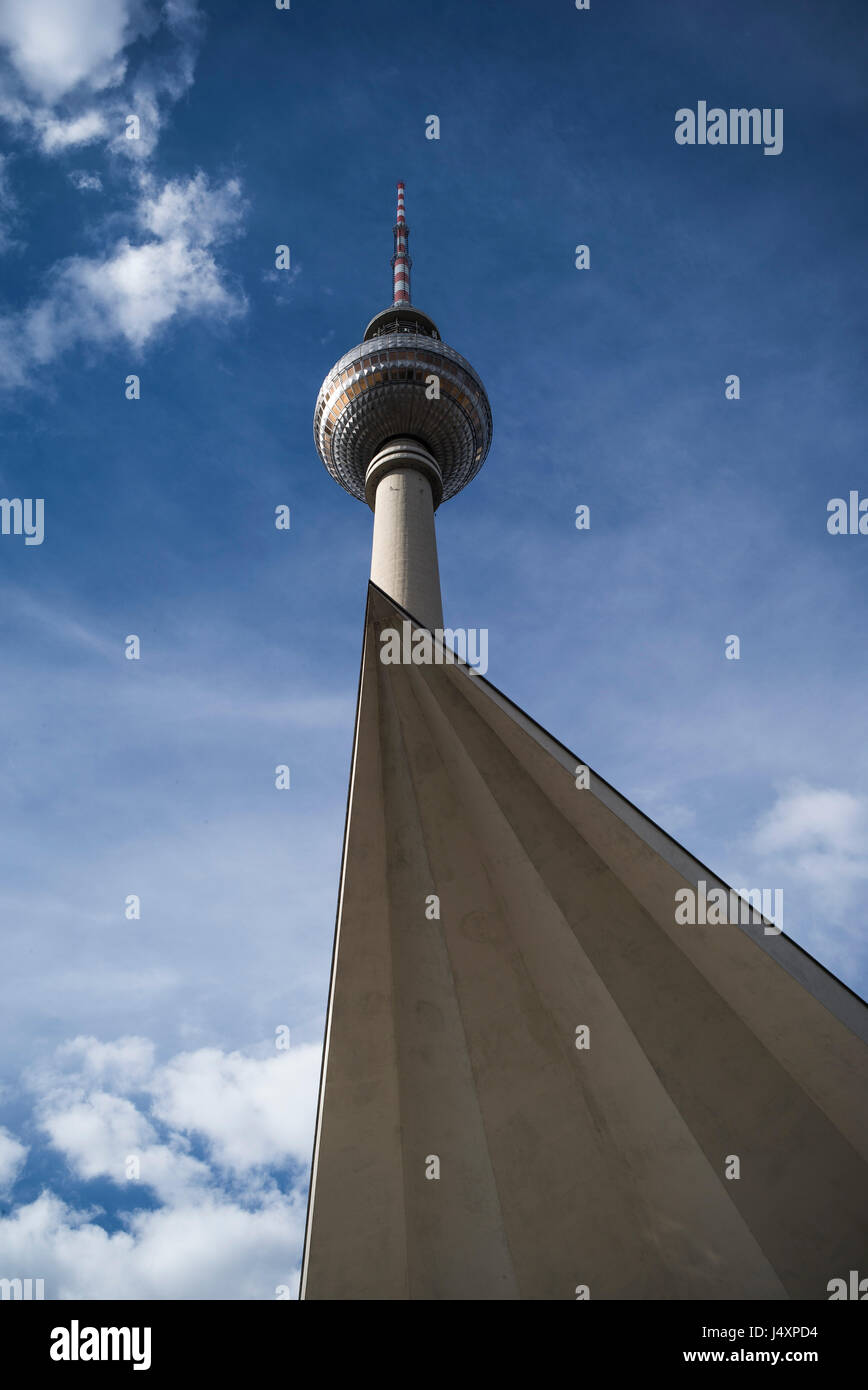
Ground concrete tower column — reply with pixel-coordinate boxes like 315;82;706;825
365;437;444;632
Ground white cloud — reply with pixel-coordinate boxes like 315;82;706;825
0;1034;319;1296
745;782;868;977
29;1035;321;1184
0;172;246;383
39;109;108;153
0;1124;27;1192
752;785;868;863
0;0;141;104
150;1046;321;1173
0;1190;304;1300
0;6;224;383
49;230;236;350
39;1091;212;1204
750;783;868;914
140;172;244;246
54;1035;155;1088
0;2;202;158
41;1091;155;1179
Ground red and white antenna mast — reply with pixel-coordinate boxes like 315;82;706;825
391;181;411;305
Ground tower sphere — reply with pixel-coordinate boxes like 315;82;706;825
313;187;492;508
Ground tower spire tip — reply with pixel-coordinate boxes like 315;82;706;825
391;181;411;305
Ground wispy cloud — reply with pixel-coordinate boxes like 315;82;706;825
0;171;247;386
0;1125;28;1194
0;152;20;252
0;3;241;386
741;783;868;979
68;169;103;193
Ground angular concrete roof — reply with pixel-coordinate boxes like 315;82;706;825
301;585;868;1300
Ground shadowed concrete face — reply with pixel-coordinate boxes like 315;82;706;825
301;586;868;1301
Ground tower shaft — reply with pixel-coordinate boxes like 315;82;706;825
372;181;444;629
367;438;444;631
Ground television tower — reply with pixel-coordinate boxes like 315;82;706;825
314;182;491;630
302;186;868;1302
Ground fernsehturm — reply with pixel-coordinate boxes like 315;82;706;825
301;185;868;1301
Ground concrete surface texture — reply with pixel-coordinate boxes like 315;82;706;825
367;445;444;633
301;584;868;1300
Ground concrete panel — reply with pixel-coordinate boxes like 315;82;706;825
301;587;868;1299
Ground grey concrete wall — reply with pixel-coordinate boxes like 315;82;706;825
301;587;868;1300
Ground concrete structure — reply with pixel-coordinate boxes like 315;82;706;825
304;187;868;1300
367;439;444;632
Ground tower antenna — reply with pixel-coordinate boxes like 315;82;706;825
391;181;411;306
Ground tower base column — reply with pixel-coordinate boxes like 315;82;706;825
366;439;444;632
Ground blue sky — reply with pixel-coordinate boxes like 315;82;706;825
0;0;866;1298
